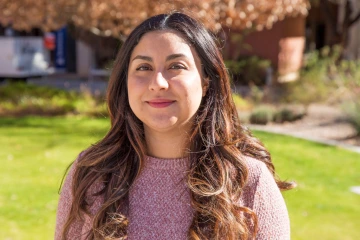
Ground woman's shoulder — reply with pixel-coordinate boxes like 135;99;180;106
242;156;271;186
240;156;277;207
241;157;291;239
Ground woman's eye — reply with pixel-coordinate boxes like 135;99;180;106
170;64;186;70
136;65;152;71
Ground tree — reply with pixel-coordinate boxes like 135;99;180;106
310;0;360;58
0;0;310;67
0;0;74;32
0;0;310;39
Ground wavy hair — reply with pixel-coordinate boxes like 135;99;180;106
61;12;294;240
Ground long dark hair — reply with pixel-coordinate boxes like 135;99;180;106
61;12;294;239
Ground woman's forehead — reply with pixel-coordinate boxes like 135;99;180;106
134;30;191;52
143;30;189;43
130;30;201;64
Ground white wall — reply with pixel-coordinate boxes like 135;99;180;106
76;40;95;77
0;37;50;77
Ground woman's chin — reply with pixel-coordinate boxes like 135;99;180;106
145;121;179;133
144;119;192;134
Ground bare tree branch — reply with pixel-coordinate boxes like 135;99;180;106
348;12;360;26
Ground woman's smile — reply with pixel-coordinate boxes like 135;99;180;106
146;99;176;108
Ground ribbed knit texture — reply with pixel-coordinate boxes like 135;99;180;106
55;155;290;240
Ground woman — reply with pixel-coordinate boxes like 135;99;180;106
55;12;294;240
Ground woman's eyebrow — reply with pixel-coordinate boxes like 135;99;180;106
166;53;187;61
131;53;188;62
131;55;152;62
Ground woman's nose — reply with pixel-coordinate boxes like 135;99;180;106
148;71;169;91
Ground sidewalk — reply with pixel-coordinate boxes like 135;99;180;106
247;104;360;154
27;73;108;94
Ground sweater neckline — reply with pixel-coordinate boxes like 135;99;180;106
144;155;189;170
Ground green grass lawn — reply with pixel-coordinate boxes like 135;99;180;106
0;117;359;239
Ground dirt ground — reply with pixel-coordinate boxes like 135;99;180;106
248;104;360;147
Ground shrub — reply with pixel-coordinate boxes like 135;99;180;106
281;45;360;106
72;86;108;117
225;56;271;85
249;105;275;125
273;105;306;123
342;101;360;136
232;93;252;111
281;61;333;105
0;82;107;117
0;83;77;116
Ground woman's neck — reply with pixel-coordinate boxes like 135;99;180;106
144;127;190;159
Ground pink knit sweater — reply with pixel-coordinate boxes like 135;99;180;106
55;155;290;239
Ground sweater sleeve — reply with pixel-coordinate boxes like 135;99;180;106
54;158;85;240
252;162;290;240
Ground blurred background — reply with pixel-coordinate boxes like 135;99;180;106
0;0;359;239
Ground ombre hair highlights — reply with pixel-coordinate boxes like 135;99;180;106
61;12;294;239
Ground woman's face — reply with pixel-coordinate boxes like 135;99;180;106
127;30;205;135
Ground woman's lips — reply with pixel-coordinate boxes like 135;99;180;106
146;99;175;108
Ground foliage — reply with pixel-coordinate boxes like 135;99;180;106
73;86;108;117
280;44;360;134
0;82;76;116
280;47;336;105
232;93;252;111
0;82;107;117
342;101;360;136
249;105;275;124
248;104;306;125
1;117;359;239
273;105;306;123
281;45;359;104
225;56;272;86
0;0;310;37
325;49;360;135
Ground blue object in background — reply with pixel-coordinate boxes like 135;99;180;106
55;27;67;70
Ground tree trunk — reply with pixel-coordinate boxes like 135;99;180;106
341;0;360;59
320;0;341;46
319;0;360;59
